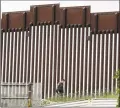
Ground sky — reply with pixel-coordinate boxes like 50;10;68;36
1;1;119;15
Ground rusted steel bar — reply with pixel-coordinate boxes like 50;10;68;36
72;24;77;96
47;22;52;98
87;30;92;95
45;21;51;97
20;28;25;83
51;21;56;97
44;21;49;98
31;24;36;83
32;23;39;99
5;13;9;31
39;22;43;83
23;12;27;30
6;29;10;82
25;27;29;83
53;21;59;96
0;29;4;106
1;29;3;58
11;28;15;85
109;30;113;93
56;24;61;88
9;29;14;82
61;27;65;81
35;24;39;83
28;22;32;83
65;24;69;96
91;31;96;96
69;24;73;96
2;29;6;82
49;23;54;98
77;24;82;96
96;30;101;95
59;9;67;97
92;14;98;96
113;30;117;91
17;28;22;83
104;30;109;93
81;25;85;97
42;22;47;98
101;30;105;94
84;24;89;96
14;28;18;82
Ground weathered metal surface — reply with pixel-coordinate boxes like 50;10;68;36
1;3;120;107
1;4;120;33
60;6;90;27
1;11;32;30
91;12;120;32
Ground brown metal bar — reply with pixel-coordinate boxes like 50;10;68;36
72;24;77;95
42;22;47;98
1;29;4;83
88;31;92;95
105;30;109;92
1;29;3;59
109;30;113;92
53;21;59;96
43;21;48;98
47;22;52;98
17;28;22;83
82;7;86;26
61;8;67;88
28;23;32;83
84;24;89;95
50;21;55;97
24;27;29;83
5;13;9;30
1;29;3;68
65;24;69;95
10;29;14;82
20;29;25;83
62;8;67;28
35;24;40;83
14;28;18;82
101;30;105;93
113;31;117;91
33;6;38;25
23;12;27;30
51;4;58;96
38;22;43;83
61;26;65;81
95;14;98;32
31;24;36;83
0;26;2;106
52;5;56;24
80;25;85;96
57;24;61;85
96;30;101;93
92;14;98;95
77;24;82;95
92;31;96;95
6;29;10;82
81;8;87;95
69;25;73;94
45;22;51;97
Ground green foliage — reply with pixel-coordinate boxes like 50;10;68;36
114;69;120;107
40;99;51;106
47;93;117;103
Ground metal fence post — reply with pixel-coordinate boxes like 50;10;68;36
28;83;33;108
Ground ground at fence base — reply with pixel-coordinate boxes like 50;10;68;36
42;93;118;106
45;99;117;107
